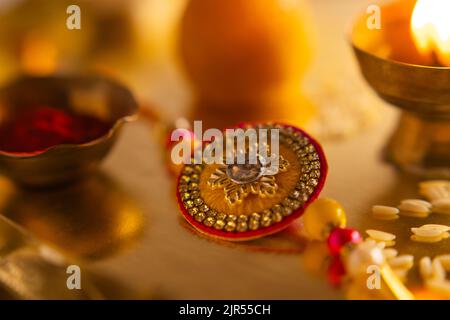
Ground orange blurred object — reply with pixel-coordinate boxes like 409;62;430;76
179;0;313;100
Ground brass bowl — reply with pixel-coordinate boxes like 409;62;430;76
351;0;450;178
0;75;138;186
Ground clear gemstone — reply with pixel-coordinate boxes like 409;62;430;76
226;162;262;184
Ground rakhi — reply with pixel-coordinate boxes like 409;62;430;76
175;123;327;241
171;122;413;299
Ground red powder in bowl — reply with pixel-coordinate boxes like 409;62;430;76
0;106;111;154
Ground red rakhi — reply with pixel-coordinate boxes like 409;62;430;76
176;122;328;241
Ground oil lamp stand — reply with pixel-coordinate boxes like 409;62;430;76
385;110;450;178
352;26;450;179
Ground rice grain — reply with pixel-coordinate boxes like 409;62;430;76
372;205;399;216
401;199;432;208
398;202;430;214
419;224;450;232
432;199;450;215
383;248;398;259
411;235;444;243
411;228;443;238
432;259;446;281
420;257;433;280
388;255;414;269
366;230;396;242
426;279;450;298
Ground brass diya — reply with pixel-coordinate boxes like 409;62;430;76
351;0;450;178
0;75;138;186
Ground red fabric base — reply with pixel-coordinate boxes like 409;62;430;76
176;122;328;241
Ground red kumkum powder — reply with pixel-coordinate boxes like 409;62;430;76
0;106;111;153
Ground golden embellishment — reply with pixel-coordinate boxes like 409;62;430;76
178;123;324;234
207;156;290;205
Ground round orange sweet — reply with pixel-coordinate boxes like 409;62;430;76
178;0;313;100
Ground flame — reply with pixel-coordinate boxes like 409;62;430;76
411;0;450;66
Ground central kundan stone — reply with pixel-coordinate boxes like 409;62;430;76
226;161;262;184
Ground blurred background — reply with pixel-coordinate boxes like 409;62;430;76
0;0;418;300
0;0;385;139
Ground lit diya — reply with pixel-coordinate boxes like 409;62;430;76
352;0;450;177
176;123;327;241
0;75;138;186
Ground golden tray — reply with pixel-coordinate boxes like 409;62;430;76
0;0;448;300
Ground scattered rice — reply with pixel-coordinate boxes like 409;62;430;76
432;259;446;281
420;181;450;189
411;228;443;238
419;180;450;201
372;205;399;221
393;268;409;282
423;256;450;297
436;255;450;270
399;211;430;218
373;214;399;221
372;205;399;216
363;181;450;297
363;239;388;249
432;209;450;215
398;202;431;215
383;241;395;247
420;255;450;299
388;255;414;269
424;188;449;201
432;199;450;215
419;224;450;232
411;234;448;243
366;237;395;247
420;257;433;280
365;181;450;294
363;239;377;246
366;229;396;242
426;279;450;297
383;248;398;259
410;225;450;243
432;199;450;208
401;199;432;209
375;241;386;249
